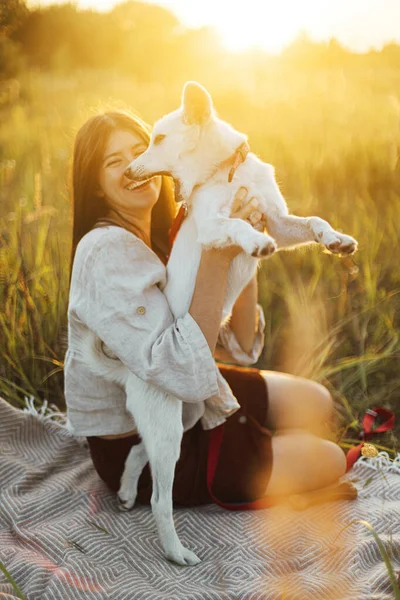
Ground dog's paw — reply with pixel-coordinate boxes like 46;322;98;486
251;236;277;258
165;544;202;566
117;486;137;511
320;231;358;255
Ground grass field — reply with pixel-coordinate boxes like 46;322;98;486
0;66;399;456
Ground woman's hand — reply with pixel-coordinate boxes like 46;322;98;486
230;187;266;232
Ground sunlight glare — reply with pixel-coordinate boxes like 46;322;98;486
216;6;306;54
175;1;322;54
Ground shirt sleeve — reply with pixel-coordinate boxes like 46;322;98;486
214;303;266;366
73;229;219;403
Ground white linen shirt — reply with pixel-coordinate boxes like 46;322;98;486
64;225;265;437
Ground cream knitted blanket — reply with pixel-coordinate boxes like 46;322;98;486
0;396;399;600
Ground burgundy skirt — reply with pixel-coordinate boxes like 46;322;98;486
86;364;274;507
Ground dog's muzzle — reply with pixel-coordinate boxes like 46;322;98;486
124;166;134;180
124;166;147;181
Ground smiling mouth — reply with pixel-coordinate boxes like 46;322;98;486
125;178;152;191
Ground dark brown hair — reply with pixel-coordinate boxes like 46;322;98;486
69;110;177;284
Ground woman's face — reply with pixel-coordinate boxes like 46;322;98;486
98;129;162;213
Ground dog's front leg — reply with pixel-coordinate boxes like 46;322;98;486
197;215;276;258
266;214;358;254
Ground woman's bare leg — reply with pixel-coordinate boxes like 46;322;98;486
258;370;347;496
259;370;335;438
266;430;347;497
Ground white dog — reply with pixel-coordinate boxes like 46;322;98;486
76;82;357;566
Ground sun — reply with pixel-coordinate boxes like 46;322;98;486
219;22;298;55
174;0;321;55
214;5;308;54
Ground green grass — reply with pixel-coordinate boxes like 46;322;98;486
333;520;400;599
0;560;26;599
0;66;399;457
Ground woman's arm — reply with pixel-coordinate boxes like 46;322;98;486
228;272;259;355
73;229;221;404
188;249;232;354
214;202;267;364
188;188;261;354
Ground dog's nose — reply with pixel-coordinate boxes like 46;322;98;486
124;166;134;180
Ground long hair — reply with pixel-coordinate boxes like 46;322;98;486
69;110;177;285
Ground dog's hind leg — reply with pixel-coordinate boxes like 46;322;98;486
124;380;201;565
117;442;148;511
149;442;201;566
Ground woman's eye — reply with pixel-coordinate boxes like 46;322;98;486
153;134;166;146
107;160;120;167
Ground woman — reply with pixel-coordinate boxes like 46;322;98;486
65;109;347;508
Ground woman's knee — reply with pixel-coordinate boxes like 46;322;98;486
301;380;335;435
261;370;335;432
317;438;347;484
311;381;335;422
266;431;347;497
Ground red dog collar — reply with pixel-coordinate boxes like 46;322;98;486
228;141;250;182
215;141;250;183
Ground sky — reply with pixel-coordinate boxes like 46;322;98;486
27;0;400;54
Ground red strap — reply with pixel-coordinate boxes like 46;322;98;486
166;203;188;262
345;407;395;472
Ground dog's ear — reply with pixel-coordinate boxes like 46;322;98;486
182;81;213;126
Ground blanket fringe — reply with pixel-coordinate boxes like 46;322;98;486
23;395;68;425
354;451;400;474
22;396;88;447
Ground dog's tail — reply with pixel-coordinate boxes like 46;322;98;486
70;326;127;387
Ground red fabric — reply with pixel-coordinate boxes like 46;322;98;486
166;203;187;261
345;407;395;471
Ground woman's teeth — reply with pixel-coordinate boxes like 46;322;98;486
125;179;151;191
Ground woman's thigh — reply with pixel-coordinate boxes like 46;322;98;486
266;429;347;497
260;370;334;437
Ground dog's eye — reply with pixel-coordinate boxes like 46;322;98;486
153;134;166;146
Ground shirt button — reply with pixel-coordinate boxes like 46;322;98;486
238;416;247;424
136;306;146;315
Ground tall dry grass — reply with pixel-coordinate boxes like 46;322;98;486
0;67;399;454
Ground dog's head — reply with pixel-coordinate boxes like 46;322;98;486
125;82;245;203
